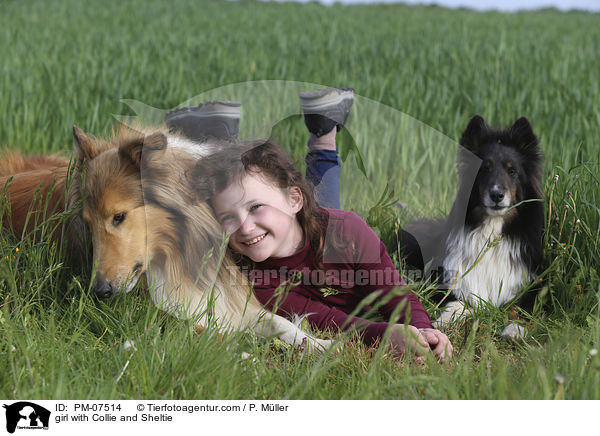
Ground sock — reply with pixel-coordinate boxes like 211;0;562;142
307;128;337;151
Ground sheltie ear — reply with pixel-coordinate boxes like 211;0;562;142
118;132;167;169
509;117;538;149
73;126;100;160
460;115;489;151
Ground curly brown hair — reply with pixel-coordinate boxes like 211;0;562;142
191;140;328;268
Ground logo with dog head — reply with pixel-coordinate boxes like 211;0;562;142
2;402;50;434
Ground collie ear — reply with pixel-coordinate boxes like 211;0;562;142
118;132;167;168
73;126;99;160
509;117;538;149
460;115;488;151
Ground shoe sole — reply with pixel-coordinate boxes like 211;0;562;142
165;101;241;141
166;101;242;120
299;88;354;112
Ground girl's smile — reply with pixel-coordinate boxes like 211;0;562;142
242;232;268;245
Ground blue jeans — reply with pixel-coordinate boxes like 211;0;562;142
305;149;341;209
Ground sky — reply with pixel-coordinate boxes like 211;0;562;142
278;0;600;12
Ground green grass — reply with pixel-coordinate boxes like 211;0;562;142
1;0;600;399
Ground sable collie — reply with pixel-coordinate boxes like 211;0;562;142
400;115;544;337
0;126;334;352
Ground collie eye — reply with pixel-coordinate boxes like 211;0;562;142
508;168;517;176
220;215;233;224
482;161;492;171
113;212;126;226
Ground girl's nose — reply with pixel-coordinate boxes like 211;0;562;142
238;215;256;235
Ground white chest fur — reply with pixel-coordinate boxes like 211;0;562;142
147;269;186;318
442;217;529;308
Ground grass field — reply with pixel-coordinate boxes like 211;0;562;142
1;0;600;400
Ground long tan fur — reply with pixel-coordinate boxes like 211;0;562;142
0;149;70;238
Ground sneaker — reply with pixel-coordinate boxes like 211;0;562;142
299;88;354;137
165;101;242;142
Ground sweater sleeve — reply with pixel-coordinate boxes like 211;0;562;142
255;288;392;346
371;241;433;329
344;211;433;329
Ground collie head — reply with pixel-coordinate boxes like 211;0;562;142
456;115;543;227
70;125;233;301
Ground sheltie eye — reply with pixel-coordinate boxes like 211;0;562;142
482;160;492;171
113;212;126;226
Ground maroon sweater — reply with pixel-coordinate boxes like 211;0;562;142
248;209;433;345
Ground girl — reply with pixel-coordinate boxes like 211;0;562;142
196;143;452;362
177;89;453;361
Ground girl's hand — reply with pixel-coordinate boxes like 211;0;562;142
388;325;430;359
418;328;453;362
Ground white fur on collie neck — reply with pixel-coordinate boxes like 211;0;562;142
444;216;529;308
167;135;218;159
436;215;529;338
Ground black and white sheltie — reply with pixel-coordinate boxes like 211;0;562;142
400;115;544;338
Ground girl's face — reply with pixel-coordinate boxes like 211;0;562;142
211;172;304;262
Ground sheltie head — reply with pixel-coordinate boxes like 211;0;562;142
458;115;543;225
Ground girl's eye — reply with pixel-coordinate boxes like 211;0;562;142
113;212;126;226
249;204;262;212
